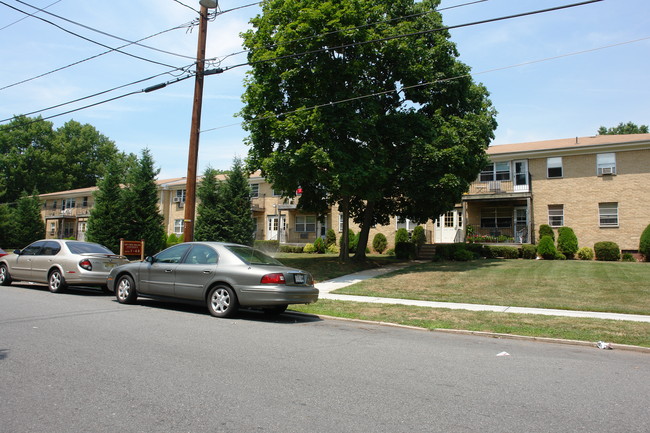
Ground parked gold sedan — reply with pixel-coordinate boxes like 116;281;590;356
0;240;129;293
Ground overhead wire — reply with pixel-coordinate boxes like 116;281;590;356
0;0;61;31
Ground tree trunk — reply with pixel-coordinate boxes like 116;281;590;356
353;201;375;262
338;196;350;262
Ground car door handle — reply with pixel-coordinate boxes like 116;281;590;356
202;270;211;274
164;269;173;273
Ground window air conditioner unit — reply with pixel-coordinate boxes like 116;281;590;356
173;196;181;203
600;167;615;175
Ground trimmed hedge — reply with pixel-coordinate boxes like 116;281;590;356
313;237;326;254
395;228;410;244
520;244;537;259
557;227;578;259
395;241;416;260
537;235;557;260
372;233;388;254
539;224;555;242
325;229;337;247
640;224;650;261
411;226;426;250
594;241;621;261
577;247;594;260
278;245;304;253
486;245;519;259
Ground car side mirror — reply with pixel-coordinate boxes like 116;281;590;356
145;256;155;264
13;249;21;255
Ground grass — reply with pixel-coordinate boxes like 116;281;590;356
275;253;403;282
276;255;650;347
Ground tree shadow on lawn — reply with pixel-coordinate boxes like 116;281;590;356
376;258;508;279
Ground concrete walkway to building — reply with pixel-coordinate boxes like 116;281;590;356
315;262;650;323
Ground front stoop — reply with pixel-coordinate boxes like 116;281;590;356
418;244;436;259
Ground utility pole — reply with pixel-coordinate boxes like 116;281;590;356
183;1;217;242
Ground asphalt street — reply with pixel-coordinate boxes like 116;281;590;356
1;283;649;433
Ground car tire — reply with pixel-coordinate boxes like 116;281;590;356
115;275;137;304
48;269;67;293
263;304;288;316
0;264;12;286
206;285;239;318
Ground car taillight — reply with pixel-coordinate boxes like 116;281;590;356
79;259;92;271
261;273;285;284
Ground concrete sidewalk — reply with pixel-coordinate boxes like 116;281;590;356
315;263;650;323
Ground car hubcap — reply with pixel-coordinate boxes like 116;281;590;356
50;273;60;290
117;279;130;300
0;267;5;283
211;288;230;313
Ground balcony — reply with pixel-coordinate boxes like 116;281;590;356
466;225;529;244
464;179;530;199
44;207;91;218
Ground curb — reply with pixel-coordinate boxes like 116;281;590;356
286;311;650;354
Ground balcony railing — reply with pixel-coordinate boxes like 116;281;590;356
44;207;90;217
465;179;530;196
466;225;528;244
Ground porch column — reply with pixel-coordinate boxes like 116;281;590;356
462;201;467;243
527;197;532;244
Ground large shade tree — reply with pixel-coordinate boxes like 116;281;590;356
241;0;497;260
598;122;649;135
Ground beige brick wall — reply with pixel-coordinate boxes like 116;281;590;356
529;149;650;251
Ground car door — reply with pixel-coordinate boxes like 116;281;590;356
11;241;46;280
138;243;191;296
29;241;62;283
173;244;218;301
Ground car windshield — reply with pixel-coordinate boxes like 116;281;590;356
65;242;115;255
225;245;283;266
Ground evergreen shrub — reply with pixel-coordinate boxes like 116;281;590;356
313;237;326;254
326;244;339;254
488;245;519;259
325;229;336;247
538;224;555;242
372;233;388;254
557;227;578;259
537;235;557;260
395;228;410;244
303;243;316;253
639;224;650;261
279;245;304;253
622;253;636;262
411;226;426;250
453;249;475;261
395;241;416;260
577;247;594;260
594;241;620;261
520;244;537;259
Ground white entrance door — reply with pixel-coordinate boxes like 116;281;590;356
434;210;462;243
266;215;286;242
514;207;528;243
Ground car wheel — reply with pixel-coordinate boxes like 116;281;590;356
0;264;12;286
207;285;239;318
115;275;137;304
48;269;67;293
263;304;288;316
0;263;11;286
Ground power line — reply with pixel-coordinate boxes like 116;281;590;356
0;0;61;31
0;21;196;92
13;0;198;60
0;1;178;68
200;34;650;134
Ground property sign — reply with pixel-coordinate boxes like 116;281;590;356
120;239;145;260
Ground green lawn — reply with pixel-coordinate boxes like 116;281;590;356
331;259;650;315
275;253;403;282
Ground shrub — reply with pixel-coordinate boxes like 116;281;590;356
622;253;636;262
520;244;537;259
325;229;336;247
488;245;519;259
465;243;488;258
350;231;360;253
372;233;388;254
313;237;326;254
577;247;594;260
166;233;180;248
411;226;426;250
303;243;316;253
435;243;465;260
254;240;279;252
557;227;578;259
538;224;555;242
395;241;416;260
326;244;339;254
453;248;476;262
386;248;395;256
395;228;410;245
339;229;355;253
537;235;557;260
640;224;650;261
555;252;566;260
279;245;304;253
594;241;621;261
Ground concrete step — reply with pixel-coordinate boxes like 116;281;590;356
418;244;436;259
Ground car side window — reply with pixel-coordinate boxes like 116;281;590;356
21;241;46;256
155;244;191;264
42;241;61;256
184;245;218;265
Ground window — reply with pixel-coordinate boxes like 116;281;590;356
339;213;344;232
396;217;415;231
174;219;184;234
49;222;56;235
272;189;282;197
296;215;316;232
599;203;618;227
597;153;616;175
155;243;191;264
184;244;218;265
174;189;186;203
480;162;511;182
52;200;57;210
444;212;454;228
480;208;512;228
250;184;259;198
63;198;76;209
548;205;564;227
547;157;563;178
82;196;88;207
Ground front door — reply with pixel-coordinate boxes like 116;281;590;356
514;160;529;192
434;210;462;243
514;207;528;243
266;215;286;242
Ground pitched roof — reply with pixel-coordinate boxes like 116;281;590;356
487;134;650;156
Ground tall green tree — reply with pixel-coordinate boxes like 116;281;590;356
195;167;229;242
0;204;13;248
598;122;649;135
241;0;496;261
120;149;166;256
86;160;127;253
222;158;255;245
12;192;45;247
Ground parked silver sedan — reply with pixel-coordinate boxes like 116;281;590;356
0;240;129;293
106;242;319;318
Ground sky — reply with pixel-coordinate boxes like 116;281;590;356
1;0;649;180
